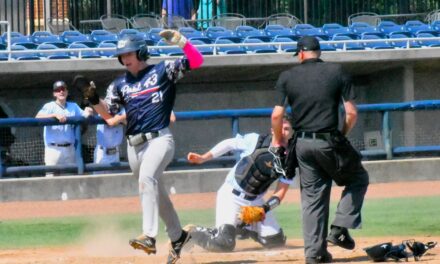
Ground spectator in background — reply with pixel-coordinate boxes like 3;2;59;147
197;0;226;29
94;109;126;170
162;0;196;28
36;80;92;176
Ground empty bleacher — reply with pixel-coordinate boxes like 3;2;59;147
2;12;440;61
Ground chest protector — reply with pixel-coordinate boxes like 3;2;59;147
234;135;279;195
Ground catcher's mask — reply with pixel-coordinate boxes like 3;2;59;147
405;240;437;261
116;34;149;65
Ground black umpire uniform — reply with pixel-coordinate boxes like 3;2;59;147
271;36;369;263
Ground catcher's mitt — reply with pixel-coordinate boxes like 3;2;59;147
238;206;265;225
72;75;100;105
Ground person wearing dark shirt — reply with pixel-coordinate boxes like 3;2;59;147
271;36;369;264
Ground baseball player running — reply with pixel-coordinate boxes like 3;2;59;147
185;117;294;252
74;30;204;263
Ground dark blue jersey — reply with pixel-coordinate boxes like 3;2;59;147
105;58;190;135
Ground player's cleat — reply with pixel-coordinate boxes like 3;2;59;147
305;251;333;264
326;225;355;250
167;230;191;264
129;234;156;254
236;226;258;242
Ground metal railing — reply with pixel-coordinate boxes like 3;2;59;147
2;100;440;178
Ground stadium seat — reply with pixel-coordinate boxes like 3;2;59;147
11;40;38;49
415;32;440;47
60;30;90;44
10;45;40;60
156;39;184;56
97;42;117;57
206;26;238;42
190;39;214;55
264;25;295;38
37;43;71;59
90;30;118;44
147;28;163;44
361;34;393;49
214;38;246;54
388;33;420;48
294;24;327;39
318;40;337;51
100;14;131;33
131;13;163;31
267;13;301;28
68;43;101;58
1;31;24;43
349;22;379;35
242;38;277;54
322;23;350;38
0;52;7;61
41;41;68;48
178;27;205;39
377;21;405;35
432;20;440;33
271;36;297;52
212;13;246;31
235;26;271;42
31;31;60;44
332;35;364;50
404;20;431;36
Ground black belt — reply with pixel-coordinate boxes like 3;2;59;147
232;189;257;201
297;132;331;141
143;132;159;140
50;143;71;147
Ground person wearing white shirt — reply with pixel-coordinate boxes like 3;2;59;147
36;80;92;176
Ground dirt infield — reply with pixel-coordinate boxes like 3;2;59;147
1;181;440;263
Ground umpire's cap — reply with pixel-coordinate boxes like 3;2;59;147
115;34;149;64
53;80;67;91
294;36;321;56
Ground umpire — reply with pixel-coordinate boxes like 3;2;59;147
271;36;369;264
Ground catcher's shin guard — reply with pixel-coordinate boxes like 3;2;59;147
189;224;236;252
258;228;287;248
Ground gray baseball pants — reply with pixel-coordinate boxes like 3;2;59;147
296;137;369;258
127;128;182;241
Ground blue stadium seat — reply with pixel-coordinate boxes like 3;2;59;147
349;22;379;35
97;42;117;57
332;35;364;50
0;52;7;61
11;40;38;49
41;41;68;48
361;34;393;49
0;43;5;50
415;32;440;47
37;43;71;59
1;31;24;43
377;21;405;35
318;40;337;51
68;43;101;58
388;33;420;48
206;26;238;42
243;38;277;53
10;45;40;60
190;39;214;55
293;24;327;39
271;36;296;52
404;20;431;36
188;37;212;44
214;38;246;54
264;25;295;38
322;23;350;38
90;30;118;44
31;31;60;44
178;27;204;39
235;26;271;42
156;39;184;56
147;28;163;43
432;20;440;33
60;30;90;44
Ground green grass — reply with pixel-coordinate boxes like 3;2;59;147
0;196;439;249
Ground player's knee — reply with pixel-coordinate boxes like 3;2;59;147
259;228;286;248
138;177;158;193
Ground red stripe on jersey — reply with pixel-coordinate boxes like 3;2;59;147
130;86;160;98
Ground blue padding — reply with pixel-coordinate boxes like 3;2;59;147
393;146;440;153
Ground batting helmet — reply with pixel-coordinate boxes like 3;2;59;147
115;34;149;65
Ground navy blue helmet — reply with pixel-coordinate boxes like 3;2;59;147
116;35;149;64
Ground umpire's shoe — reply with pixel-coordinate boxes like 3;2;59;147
129;234;156;254
326;225;355;250
305;251;333;264
167;229;191;264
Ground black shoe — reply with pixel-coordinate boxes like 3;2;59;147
129;234;156;254
236;226;259;242
326;226;355;250
167;230;191;264
305;251;333;264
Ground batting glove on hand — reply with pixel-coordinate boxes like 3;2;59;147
72;75;100;105
159;29;187;48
